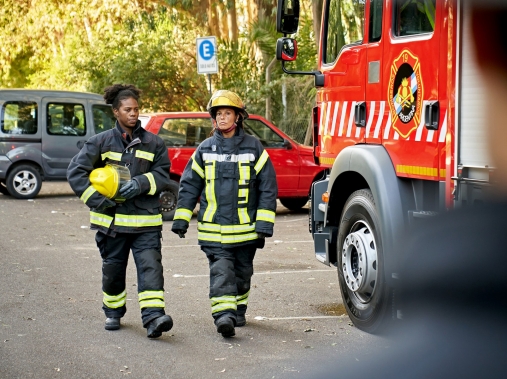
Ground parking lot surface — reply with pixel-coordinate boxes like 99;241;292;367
0;182;382;378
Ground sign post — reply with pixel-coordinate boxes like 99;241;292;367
196;36;219;97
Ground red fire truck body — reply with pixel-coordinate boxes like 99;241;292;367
276;0;490;332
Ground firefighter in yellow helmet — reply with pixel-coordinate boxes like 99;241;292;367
172;90;278;338
67;84;173;338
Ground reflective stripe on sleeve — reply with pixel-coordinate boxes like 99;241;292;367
174;208;193;222
143;172;157;195
90;212;114;228
236;291;250;306
211;295;237;314
114;214;162;227
135;150;155;161
80;185;97;204
257;209;276;223
103;290;126;309
101;151;122;161
254;150;269;174
138;290;165;309
191;154;205;178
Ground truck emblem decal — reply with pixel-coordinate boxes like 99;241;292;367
388;50;424;139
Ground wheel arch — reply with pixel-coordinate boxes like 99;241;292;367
6;160;44;181
326;145;414;285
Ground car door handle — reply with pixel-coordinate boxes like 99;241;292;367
77;140;86;149
354;102;366;127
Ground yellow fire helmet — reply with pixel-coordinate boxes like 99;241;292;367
89;164;131;200
206;90;249;120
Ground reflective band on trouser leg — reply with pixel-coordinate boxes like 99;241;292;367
101;151;122;161
237;161;250;224
143;172;157;195
135;150;154;161
211;295;237;314
174;208;193;222
138;290;165;309
114;214;162;227
203;160;217;222
236;291;250;307
80;185;97;204
257;209;276;223
254;150;269;174
103;290;127;309
90;212;114;228
191;154;205;178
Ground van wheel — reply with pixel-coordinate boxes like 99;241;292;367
0;182;10;196
337;189;391;334
160;180;179;221
6;165;42;199
280;197;308;211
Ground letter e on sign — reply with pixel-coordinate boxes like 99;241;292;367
196;36;219;74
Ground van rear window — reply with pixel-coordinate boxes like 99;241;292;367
47;103;86;136
1;102;38;135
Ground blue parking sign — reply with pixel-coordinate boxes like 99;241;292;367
196;36;218;74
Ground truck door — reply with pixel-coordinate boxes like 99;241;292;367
41;97;89;178
381;0;444;182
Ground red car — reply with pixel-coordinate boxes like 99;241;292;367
140;112;325;220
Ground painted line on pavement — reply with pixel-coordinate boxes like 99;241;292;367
254;315;347;321
164;240;314;249
173;268;335;278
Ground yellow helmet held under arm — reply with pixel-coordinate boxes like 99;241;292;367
89;164;131;200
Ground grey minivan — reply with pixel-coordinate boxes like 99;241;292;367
0;89;116;198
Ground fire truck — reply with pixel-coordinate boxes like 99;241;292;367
275;0;491;333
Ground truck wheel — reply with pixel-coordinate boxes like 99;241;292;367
280;197;308;210
6;165;42;199
160;180;179;221
337;189;390;333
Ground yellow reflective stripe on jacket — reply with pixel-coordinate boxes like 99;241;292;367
236;291;250;306
143;172;157;195
90;212;114;228
135;150;154;161
203;160;217;222
114;214;162;227
257;209;276;224
198;231;258;244
101;151;122;161
80;185;97;204
138;290;165;309
174;208;193;222
103;290;126;309
238;160;251;224
254;150;269;174
211;295;237;314
198;222;256;234
191;154;205;178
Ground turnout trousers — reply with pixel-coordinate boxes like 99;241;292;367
201;244;257;325
95;231;166;327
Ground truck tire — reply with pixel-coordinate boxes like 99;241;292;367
280;197;308;211
6;164;42;199
337;189;390;333
160;180;179;221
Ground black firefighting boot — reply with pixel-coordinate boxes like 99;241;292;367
146;315;173;339
216;315;235;337
236;305;247;327
105;317;121;331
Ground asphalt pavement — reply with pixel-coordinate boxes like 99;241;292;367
0;182;383;379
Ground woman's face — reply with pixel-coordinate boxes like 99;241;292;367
114;97;139;129
215;107;238;131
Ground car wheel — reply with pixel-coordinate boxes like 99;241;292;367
337;189;391;333
6;165;42;199
0;182;10;196
279;197;308;211
160;180;179;221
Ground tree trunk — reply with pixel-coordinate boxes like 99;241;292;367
227;0;238;42
312;0;324;49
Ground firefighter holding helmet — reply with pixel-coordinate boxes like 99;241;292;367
172;90;278;338
67;84;173;338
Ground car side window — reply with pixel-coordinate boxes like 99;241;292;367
47;103;86;136
1;101;38;135
92;105;115;133
242;120;285;148
394;0;435;37
159;118;213;147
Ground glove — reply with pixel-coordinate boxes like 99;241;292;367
95;197;116;212
119;179;141;199
256;232;268;249
257;232;268;239
172;220;189;238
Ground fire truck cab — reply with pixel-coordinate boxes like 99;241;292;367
276;0;491;333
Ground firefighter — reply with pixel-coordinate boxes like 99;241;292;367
171;90;278;338
67;84;173;338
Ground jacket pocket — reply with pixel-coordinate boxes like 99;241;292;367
134;196;161;214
